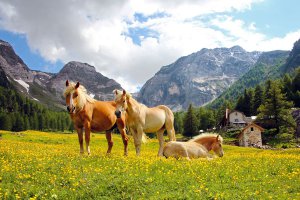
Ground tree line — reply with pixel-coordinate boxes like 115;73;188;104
0;86;72;132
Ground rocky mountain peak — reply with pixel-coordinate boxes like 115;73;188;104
138;46;262;111
0;39;33;82
0;39;123;108
60;61;96;73
48;61;122;102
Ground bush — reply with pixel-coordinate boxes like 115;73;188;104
277;133;294;142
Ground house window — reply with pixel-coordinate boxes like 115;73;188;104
251;127;254;131
234;119;239;122
235;112;238;116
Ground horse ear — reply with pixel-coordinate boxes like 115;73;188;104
75;82;80;89
122;90;126;96
114;89;118;95
66;80;69;87
216;134;220;141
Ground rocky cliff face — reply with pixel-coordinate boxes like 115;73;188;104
0;40;34;82
282;38;300;72
47;61;122;102
138;46;261;110
0;40;122;108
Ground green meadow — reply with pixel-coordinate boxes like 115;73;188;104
0;130;299;199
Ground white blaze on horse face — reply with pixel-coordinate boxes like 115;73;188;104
115;96;126;112
68;92;76;114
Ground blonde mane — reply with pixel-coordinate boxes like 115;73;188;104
113;89;132;101
190;133;223;143
64;82;95;112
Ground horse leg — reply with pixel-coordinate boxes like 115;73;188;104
105;131;113;154
134;128;143;156
84;122;91;155
76;128;84;154
183;151;191;160
116;118;128;156
156;129;165;157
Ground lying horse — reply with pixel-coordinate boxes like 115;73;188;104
114;90;176;156
163;134;224;160
64;80;128;155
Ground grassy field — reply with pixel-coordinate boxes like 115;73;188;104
0;130;299;200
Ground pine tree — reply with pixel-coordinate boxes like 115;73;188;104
198;107;216;131
216;100;233;123
174;112;183;134
258;80;296;134
0;113;12;130
183;104;199;138
23;116;30;130
12;113;24;132
253;84;264;115
282;74;294;102
292;67;300;107
235;95;245;112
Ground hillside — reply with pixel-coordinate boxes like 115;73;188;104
209;38;300;109
209;50;289;108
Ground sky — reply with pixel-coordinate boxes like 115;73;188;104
0;0;300;92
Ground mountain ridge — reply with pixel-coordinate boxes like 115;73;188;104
138;45;261;110
0;40;122;109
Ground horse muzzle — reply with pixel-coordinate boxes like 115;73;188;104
67;105;75;114
115;110;121;118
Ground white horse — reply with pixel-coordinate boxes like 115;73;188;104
114;90;176;156
163;134;224;160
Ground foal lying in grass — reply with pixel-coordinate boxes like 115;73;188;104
163;134;224;160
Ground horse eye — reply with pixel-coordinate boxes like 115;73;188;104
73;93;78;98
123;100;126;103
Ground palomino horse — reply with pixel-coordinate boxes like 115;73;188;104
163;134;224;160
114;90;176;156
64;80;128;155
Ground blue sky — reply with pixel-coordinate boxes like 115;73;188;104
232;0;300;38
0;30;63;73
0;0;299;92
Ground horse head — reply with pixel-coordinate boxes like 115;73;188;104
65;80;80;114
211;135;224;157
113;89;128;116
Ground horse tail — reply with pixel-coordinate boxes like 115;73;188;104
158;105;176;141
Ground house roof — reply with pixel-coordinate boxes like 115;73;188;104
237;123;264;138
229;110;245;116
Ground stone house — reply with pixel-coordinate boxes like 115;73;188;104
228;110;247;127
238;123;264;147
218;109;257;130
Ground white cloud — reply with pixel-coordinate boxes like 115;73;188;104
0;0;299;92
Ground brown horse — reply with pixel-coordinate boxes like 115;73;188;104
163;134;224;160
114;90;176;156
64;80;128;155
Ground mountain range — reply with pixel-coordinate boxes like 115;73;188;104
0;40;122;109
0;38;299;111
137;46;262;110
